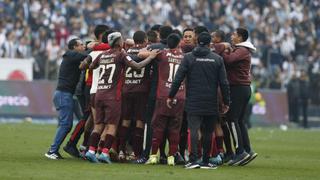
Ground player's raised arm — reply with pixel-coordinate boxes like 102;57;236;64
79;56;92;70
127;49;160;69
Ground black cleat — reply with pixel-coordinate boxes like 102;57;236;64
228;152;250;166
63;145;80;158
45;151;64;160
240;151;258;166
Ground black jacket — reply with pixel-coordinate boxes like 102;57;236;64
56;50;87;94
169;46;230;115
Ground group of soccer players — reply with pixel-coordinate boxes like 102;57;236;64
56;23;257;169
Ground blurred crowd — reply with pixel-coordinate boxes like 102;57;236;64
0;0;319;104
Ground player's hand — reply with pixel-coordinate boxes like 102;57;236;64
220;104;229;114
149;49;160;59
221;42;231;49
166;98;173;109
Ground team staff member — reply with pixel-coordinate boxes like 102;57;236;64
45;38;87;160
221;28;258;166
168;32;230;169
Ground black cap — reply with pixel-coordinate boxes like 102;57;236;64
197;32;211;46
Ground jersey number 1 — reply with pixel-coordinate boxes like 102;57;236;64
168;63;179;82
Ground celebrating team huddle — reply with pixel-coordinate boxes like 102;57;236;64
45;24;258;169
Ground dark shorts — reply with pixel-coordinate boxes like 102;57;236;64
122;92;148;121
90;93;96;109
151;98;185;133
95;98;121;125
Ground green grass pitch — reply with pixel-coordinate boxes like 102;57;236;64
0;123;319;180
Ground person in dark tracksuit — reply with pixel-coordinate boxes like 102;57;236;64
221;28;258;166
168;32;230;169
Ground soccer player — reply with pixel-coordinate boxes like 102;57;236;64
146;30;159;44
84;32;159;163
117;30;150;161
168;32;230;169
45;38;86;160
63;25;111;158
135;25;173;164
221;28;258;166
147;34;185;166
209;29;234;165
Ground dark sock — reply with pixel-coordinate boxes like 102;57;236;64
198;140;202;159
88;132;100;152
82;129;91;147
104;134;115;150
216;136;224;153
151;131;163;155
211;133;218;156
97;140;105;154
133;127;144;156
159;133;167;157
168;132;179;156
118;126;129;152
69;119;86;145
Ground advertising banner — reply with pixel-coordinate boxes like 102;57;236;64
251;89;289;125
0;81;56;117
0;58;33;81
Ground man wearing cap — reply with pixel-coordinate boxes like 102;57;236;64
167;32;230;169
82;32;159;163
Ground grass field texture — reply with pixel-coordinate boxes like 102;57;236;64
0;123;319;180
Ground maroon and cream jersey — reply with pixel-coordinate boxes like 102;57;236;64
91;49;132;100
122;45;151;94
156;48;186;100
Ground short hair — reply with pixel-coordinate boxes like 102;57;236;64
94;24;110;39
159;26;173;40
236;27;249;42
102;29;116;43
183;28;193;35
167;33;181;49
146;30;158;43
151;24;162;32
214;30;226;42
194;26;209;36
133;30;147;44
173;29;183;38
68;38;80;50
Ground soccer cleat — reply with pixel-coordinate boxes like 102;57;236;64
184;161;200;169
223;153;234;164
134;156;148;164
174;152;186;165
146;154;158;165
200;162;218;169
85;151;99;163
228;152;250;166
240;151;258;166
209;153;223;166
63;144;80;158
167;156;175;166
98;153;112;164
159;155;167;164
109;148;119;162
118;150;126;162
127;152;137;161
79;146;87;160
45;151;63;160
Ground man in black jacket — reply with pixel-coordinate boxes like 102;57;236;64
45;38;87;160
168;32;230;169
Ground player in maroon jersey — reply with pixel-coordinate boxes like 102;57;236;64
147;34;186;166
117;31;151;161
83;32;159;163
